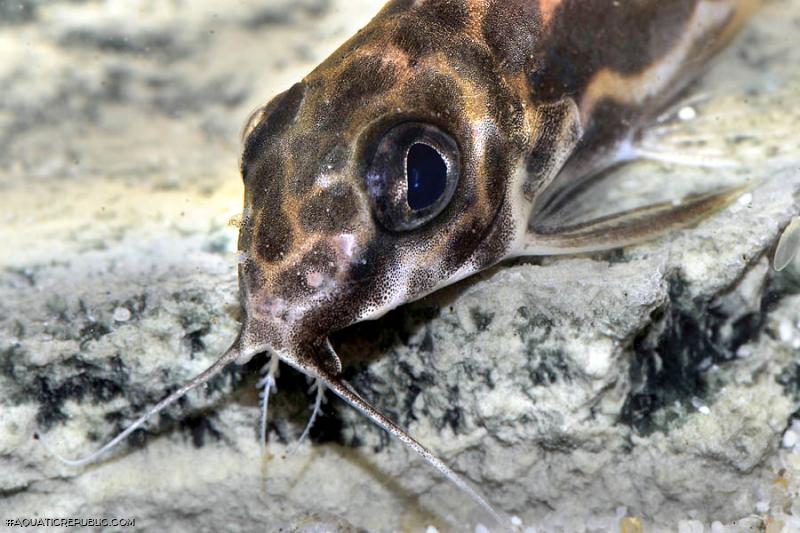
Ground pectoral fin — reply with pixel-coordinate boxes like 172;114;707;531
518;183;751;256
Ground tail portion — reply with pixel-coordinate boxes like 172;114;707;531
35;339;242;468
320;373;516;531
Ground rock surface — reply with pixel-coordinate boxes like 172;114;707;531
1;1;799;532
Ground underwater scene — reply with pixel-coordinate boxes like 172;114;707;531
1;0;799;531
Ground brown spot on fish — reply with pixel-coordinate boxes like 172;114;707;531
247;151;286;206
287;135;336;194
482;0;541;72
242;82;306;176
379;0;417;17
416;0;471;32
255;210;294;263
404;71;466;123
391;0;471;58
392;16;436;58
300;183;360;233
334;56;398;106
441;216;485;274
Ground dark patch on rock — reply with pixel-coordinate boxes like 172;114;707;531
442;405;462;432
525;348;571;386
5;266;37;287
777;364;800;399
344;356;436;440
418;329;434;353
180;413;224;448
469;308;494;332
244;0;331;29
182;326;211;356
621;272;785;435
514;308;563;387
396;360;437;426
17;354;131;430
101;410;150;450
117;294;148;321
436;384;463;433
455;359;496;391
0;0;40;25
78;322;111;349
515;306;554;335
58;29;190;62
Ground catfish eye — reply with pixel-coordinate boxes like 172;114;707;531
367;122;460;231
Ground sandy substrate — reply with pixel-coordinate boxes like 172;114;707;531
1;1;800;532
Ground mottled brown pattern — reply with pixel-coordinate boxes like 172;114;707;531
300;184;360;232
255;211;294;263
241;82;306;179
236;0;744;365
527;0;699;101
327;56;398;115
482;0;542;72
274;242;339;298
416;0;471;31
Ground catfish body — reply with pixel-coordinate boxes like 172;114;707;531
234;3;749;521
237;0;745;367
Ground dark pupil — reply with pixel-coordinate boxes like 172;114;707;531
406;143;448;211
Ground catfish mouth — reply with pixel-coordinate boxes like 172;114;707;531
237;333;343;379
236;292;347;376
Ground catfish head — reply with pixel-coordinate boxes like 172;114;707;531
235;1;574;377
